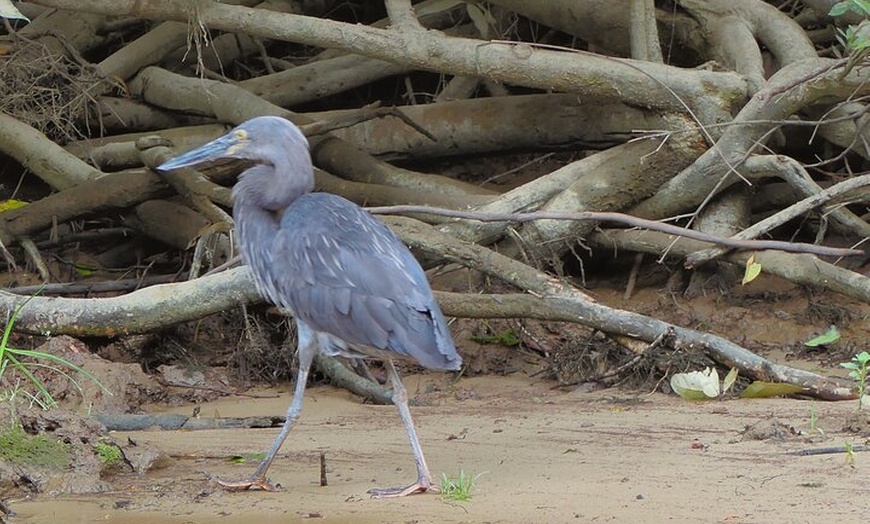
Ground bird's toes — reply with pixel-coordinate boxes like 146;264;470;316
203;471;280;492
368;481;434;498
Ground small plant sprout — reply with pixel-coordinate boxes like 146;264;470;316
829;1;870;78
830;0;870;17
94;442;122;465
844;441;856;467
439;470;482;502
840;351;870;409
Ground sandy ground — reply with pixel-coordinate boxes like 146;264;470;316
8;373;870;524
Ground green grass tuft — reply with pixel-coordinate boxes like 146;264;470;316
439;470;482;502
94;442;123;465
0;297;110;410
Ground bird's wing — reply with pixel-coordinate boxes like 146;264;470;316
268;193;459;370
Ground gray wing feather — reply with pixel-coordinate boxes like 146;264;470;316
266;193;459;370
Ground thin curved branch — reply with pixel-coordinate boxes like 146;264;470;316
367;205;863;258
313;353;392;405
590;228;870;304
436;292;853;401
687;160;870;266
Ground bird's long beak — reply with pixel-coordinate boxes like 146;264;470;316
156;132;245;172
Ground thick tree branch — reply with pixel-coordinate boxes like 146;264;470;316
127;66;490;198
630;0;663;62
0;172;168;249
384;0;425;31
631;58;870;220
0;261;851;400
0;113;102;190
30;0;747;125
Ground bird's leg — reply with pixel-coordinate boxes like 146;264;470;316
214;327;317;492
368;359;438;498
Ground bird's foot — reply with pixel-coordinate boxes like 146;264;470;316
368;478;438;498
203;471;280;492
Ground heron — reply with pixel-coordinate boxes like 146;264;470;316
157;116;461;497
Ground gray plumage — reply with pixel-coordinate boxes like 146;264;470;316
157;115;460;496
238;192;458;370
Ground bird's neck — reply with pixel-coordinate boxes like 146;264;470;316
233;193;282;293
233;164;312;212
231;162;314;277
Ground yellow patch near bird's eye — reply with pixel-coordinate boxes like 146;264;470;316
228;129;249;155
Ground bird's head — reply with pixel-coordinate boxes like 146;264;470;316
157;116;314;210
157;116;309;172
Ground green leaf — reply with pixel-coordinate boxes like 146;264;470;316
0;199;28;213
722;367;739;394
804;326;841;347
742;255;762;285
497;330;520;346
830;2;851;16
828;0;870;15
740;381;805;398
74;266;95;276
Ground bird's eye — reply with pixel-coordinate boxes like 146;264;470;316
235;130;248;140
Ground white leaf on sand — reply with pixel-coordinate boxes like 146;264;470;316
670;367;720;400
0;0;28;21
